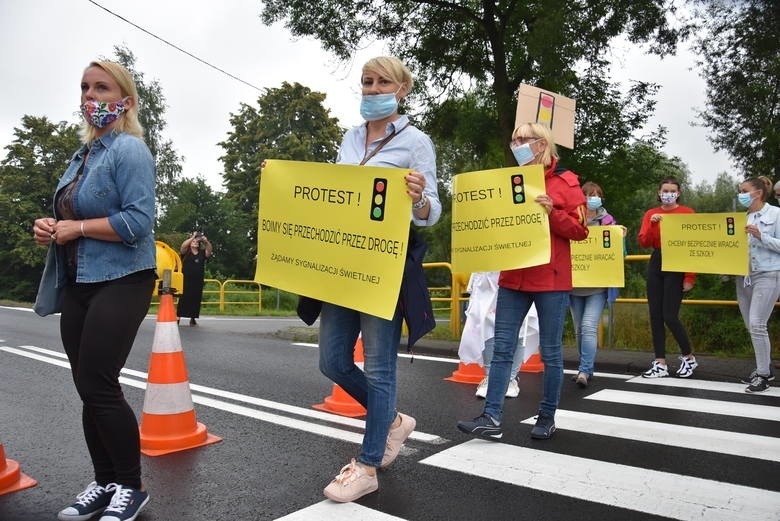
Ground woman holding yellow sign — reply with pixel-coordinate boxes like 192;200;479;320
736;176;780;393
638;176;698;379
457;122;588;441
318;56;441;503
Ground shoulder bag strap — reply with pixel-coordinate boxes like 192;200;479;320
360;122;411;166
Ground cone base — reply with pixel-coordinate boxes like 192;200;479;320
312;401;366;418
140;422;222;457
0;459;37;495
520;353;544;373
444;362;486;384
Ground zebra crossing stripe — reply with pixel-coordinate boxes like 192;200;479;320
421;439;780;521
275;500;407;520
627;375;780;397
586;389;780;421
520;410;780;462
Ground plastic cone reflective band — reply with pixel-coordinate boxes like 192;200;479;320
0;443;36;495
313;336;366;417
444;362;486;384
520;353;544;373
139;293;221;456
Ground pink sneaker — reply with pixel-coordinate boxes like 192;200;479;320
323;459;378;503
380;412;416;469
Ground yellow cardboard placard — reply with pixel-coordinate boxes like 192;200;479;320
451;165;550;273
255;160;412;319
660;213;748;275
571;226;625;287
515;84;576;149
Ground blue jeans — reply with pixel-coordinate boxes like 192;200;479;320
482;337;524;379
570;291;607;376
484;288;569;421
318;303;402;468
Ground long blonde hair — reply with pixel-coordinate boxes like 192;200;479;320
79;61;144;144
512;122;557;167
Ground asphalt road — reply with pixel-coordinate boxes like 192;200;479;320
1;307;778;521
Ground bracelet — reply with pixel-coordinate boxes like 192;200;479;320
412;193;428;210
80;221;86;237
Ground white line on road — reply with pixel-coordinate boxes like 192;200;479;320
586;389;780;421
520;409;780;462
627;374;780;397
275;501;407;520
421;440;780;521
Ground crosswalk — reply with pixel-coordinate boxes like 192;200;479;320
280;373;780;521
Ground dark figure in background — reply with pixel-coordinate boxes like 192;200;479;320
178;231;212;326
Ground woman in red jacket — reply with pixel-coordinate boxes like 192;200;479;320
458;122;588;441
638;176;697;378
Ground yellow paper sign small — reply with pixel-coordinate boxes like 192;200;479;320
255;160;412;319
571;226;625;287
451;166;550;273
660;213;748;275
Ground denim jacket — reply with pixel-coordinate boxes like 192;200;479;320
747;203;780;273
53;131;156;283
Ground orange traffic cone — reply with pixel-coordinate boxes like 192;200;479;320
313;336;367;417
139;293;221;456
444;362;486;384
520;353;544;373
0;443;36;495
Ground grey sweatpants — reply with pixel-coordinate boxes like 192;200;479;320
736;271;780;377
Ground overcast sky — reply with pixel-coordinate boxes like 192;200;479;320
1;0;732;191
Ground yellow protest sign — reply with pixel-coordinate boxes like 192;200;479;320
451;166;550;273
660;213;748;275
255;160;412;319
571;226;625;287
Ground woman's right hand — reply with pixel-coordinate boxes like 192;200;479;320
33;217;57;246
650;214;663;223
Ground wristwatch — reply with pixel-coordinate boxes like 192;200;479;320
412;193;428;210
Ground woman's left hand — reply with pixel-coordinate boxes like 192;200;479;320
405;171;426;205
535;194;553;214
746;224;761;239
50;220;80;245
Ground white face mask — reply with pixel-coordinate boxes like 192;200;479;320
659;192;679;205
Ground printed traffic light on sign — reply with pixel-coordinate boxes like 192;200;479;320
510;174;526;204
726;217;735;236
370;178;388;221
602;229;611;248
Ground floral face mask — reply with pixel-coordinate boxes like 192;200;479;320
80;97;130;128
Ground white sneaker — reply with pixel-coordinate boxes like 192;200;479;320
642;360;669;378
475;377;488;398
676;356;698;378
505;378;520;398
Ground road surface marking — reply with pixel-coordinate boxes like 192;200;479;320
275;501;407;520
627;374;780;397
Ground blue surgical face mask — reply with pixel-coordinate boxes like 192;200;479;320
586;196;602;210
737;192;754;208
510;140;538;166
360;87;401;121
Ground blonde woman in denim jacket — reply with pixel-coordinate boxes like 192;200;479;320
736;176;780;393
33;61;155;521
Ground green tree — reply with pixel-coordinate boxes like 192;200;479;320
0;116;80;300
692;0;779;182
111;45;184;208
262;0;682;166
156;177;253;278
219;81;343;258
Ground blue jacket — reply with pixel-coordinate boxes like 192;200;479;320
53;131;156;283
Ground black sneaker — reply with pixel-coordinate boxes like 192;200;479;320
741;367;775;384
99;485;150;521
58;481;112;521
189;317;197;326
745;375;770;394
530;412;556;440
457;413;503;440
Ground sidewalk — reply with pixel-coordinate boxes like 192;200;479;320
273;323;758;384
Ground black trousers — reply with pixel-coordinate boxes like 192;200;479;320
60;270;154;489
646;249;692;359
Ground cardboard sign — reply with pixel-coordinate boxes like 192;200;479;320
571;226;625;287
255;160;412;319
660;213;748;276
515;84;576;149
451;165;550;273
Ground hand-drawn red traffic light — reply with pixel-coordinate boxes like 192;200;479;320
370;178;387;221
510;174;525;204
